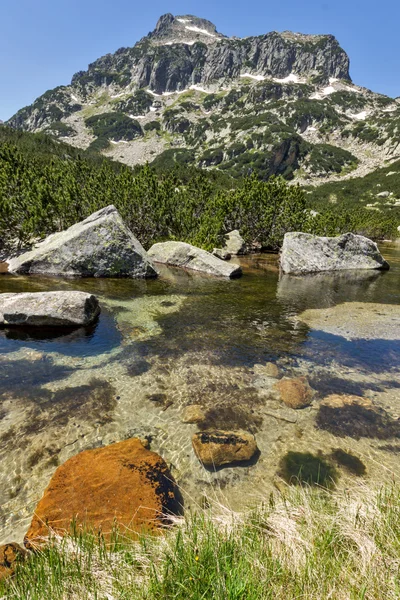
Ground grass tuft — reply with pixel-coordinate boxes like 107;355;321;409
2;483;400;599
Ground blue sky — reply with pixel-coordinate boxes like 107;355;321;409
1;0;399;121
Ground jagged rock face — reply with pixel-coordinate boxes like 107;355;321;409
7;13;398;184
69;23;350;95
8;14;350;125
148;13;224;44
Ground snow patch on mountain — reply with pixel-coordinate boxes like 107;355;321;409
190;85;208;92
241;73;265;81
274;73;304;84
185;25;216;38
351;111;368;120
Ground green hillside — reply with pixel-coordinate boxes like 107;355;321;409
0;124;398;257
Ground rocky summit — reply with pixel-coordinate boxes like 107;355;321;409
6;14;400;183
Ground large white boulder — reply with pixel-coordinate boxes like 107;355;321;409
148;241;242;278
7;206;157;278
0;291;100;327
280;232;389;274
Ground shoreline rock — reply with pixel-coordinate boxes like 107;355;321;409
148;241;242;278
222;230;247;256
24;438;182;548
7;206;157;278
280;232;390;274
0;543;27;582
0;291;100;327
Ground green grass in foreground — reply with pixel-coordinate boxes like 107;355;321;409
2;483;400;599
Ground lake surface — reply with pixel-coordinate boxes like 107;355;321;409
1;244;400;543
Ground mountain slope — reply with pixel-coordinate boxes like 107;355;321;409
7;14;400;182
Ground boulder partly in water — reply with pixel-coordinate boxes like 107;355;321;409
7;205;157;278
280;232;389;274
148;241;242;278
24;438;182;549
0;291;100;327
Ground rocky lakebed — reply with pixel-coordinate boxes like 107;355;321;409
0;222;400;546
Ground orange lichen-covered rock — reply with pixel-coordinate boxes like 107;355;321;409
276;376;313;409
24;438;182;549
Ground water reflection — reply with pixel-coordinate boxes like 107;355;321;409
277;270;385;310
0;309;121;356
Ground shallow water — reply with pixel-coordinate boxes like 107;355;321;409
1;244;400;542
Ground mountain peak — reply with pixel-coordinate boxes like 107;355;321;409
147;13;224;45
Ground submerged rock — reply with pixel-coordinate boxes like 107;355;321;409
280;232;390;274
316;394;400;439
148;241;242;278
264;362;280;378
298;302;400;341
0;291;100;327
181;405;206;424
222;230;247;255
7;205;157;278
192;429;258;468
276;376;313;409
0;542;27;581
24;438;182;548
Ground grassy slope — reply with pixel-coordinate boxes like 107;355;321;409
307;159;400;209
2;483;400;599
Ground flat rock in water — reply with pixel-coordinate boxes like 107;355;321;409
192;430;258;468
148;241;242;278
7;205;157;278
280;232;389;274
0;291;100;327
24;438;182;548
298;302;400;341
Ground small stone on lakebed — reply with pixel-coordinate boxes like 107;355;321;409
192;429;258;468
276;376;313;409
